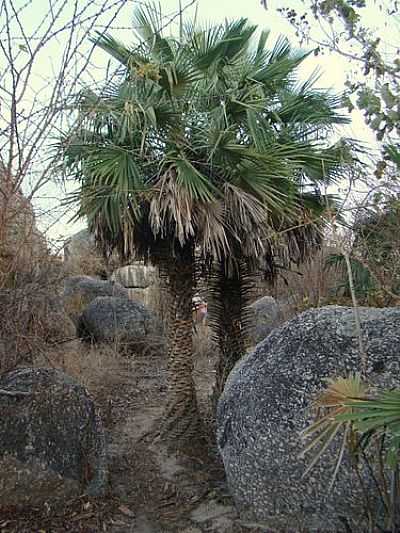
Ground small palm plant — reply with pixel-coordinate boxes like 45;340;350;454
340;389;400;531
301;375;400;530
342;389;400;467
300;374;368;491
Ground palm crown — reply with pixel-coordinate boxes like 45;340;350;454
63;6;353;267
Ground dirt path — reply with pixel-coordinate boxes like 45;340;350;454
103;350;240;532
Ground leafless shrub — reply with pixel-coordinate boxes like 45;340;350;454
250;246;346;324
0;253;75;375
63;248;109;279
0;0;138;374
0;0;142;279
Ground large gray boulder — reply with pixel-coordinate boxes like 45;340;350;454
0;367;107;508
248;295;283;344
217;306;400;531
78;296;162;347
64;275;128;302
64;276;128;325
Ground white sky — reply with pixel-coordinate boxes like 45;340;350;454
6;0;386;245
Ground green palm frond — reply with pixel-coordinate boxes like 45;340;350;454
251;43;308;88
253;29;270;63
278;86;348;124
169;154;220;202
190;18;256;72
132;2;164;48
90;32;149;70
339;390;400;467
300;374;368;490
269;34;295;62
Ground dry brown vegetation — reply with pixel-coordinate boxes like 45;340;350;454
22;331;236;533
0;271;74;372
0;215;242;531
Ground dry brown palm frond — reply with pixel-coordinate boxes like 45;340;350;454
260;214;324;285
224;183;269;232
222;183;268;265
149;169;196;246
194;200;230;262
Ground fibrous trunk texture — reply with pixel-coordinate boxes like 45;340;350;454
160;243;202;446
210;260;253;402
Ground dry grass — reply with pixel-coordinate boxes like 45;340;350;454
33;341;127;395
253;247;349;323
96;333;167;359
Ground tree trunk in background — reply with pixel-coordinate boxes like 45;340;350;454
160;242;202;446
210;260;253;403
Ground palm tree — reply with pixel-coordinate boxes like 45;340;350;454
194;45;357;395
209;214;327;399
60;4;355;443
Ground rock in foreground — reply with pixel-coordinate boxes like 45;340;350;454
0;367;107;508
217;306;400;531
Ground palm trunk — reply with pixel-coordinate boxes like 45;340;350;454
160;242;202;446
210;260;252;402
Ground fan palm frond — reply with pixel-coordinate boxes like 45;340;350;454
339;390;400;467
300;374;368;491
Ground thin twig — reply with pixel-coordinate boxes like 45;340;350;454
0;388;31;396
343;251;367;374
